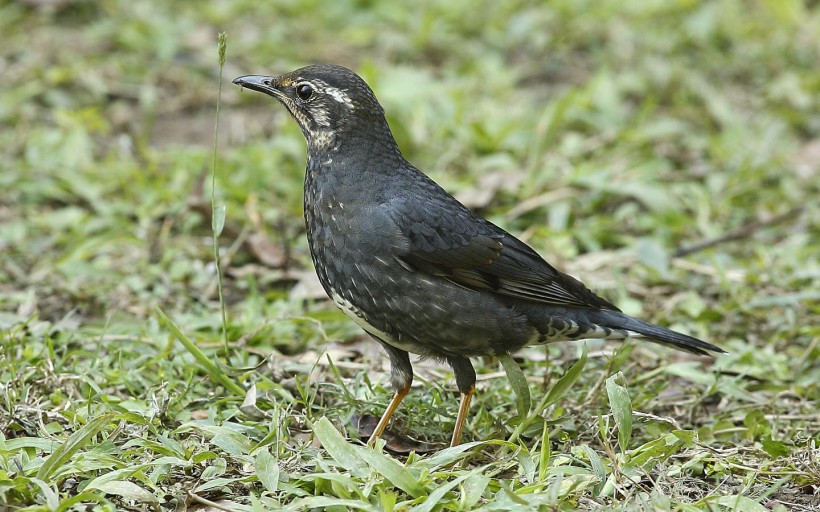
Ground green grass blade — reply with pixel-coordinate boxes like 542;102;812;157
313;418;424;498
156;307;245;396
312;416;368;478
255;447;280;493
509;350;587;444
544;349;587;407
605;372;632;453
538;420;551;482
409;467;484;512
498;353;531;419
36;412;117;482
212;32;229;346
357;445;425;499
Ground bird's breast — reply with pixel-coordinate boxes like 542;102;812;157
304;173;380;295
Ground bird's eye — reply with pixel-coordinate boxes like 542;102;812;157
295;83;313;100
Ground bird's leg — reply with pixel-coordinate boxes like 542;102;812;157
367;342;413;447
367;383;410;446
448;356;477;447
451;385;474;447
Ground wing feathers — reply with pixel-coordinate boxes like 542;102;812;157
386;196;618;311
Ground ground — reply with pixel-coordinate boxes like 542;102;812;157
1;0;819;510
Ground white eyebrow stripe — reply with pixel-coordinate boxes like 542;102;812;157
326;88;351;105
311;79;353;107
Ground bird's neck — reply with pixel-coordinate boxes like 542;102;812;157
306;129;404;169
304;133;408;216
304;128;338;156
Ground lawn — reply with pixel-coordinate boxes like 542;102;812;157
1;0;819;510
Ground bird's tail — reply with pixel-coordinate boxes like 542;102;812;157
587;310;726;356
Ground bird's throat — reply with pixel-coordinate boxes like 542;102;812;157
306;129;338;155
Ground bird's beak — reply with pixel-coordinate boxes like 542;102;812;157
232;75;283;99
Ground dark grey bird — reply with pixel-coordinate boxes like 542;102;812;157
233;64;725;447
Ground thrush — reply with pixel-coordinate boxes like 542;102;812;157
233;64;725;448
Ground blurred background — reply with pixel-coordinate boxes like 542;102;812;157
1;0;818;508
3;0;817;333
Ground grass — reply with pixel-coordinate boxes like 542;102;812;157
1;0;819;510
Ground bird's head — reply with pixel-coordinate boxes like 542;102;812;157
234;64;395;156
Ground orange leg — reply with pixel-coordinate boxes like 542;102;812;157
450;384;475;447
367;384;410;447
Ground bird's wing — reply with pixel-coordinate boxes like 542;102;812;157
383;191;619;311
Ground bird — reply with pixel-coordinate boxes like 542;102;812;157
233;64;725;448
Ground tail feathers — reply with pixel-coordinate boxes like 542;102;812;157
589;311;726;356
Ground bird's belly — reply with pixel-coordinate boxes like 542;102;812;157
329;291;423;354
324;259;534;357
